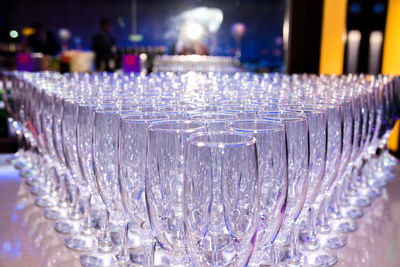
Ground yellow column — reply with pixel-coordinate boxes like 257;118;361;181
319;0;348;75
382;0;400;74
388;120;400;154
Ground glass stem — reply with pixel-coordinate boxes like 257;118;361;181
287;222;301;264
81;192;92;235
272;243;281;267
143;240;155;267
117;220;130;263
307;204;319;250
58;172;69;207
319;196;331;232
16;127;23;151
140;224;156;267
99;208;113;252
49;166;58;197
69;184;82;220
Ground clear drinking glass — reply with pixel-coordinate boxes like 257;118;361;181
80;105;136;267
145;120;206;265
118;113;170;266
184;131;260;267
258;111;309;266
228;120;288;266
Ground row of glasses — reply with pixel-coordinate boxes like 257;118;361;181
3;71;400;267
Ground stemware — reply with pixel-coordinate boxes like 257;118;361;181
145;120;206;266
118;113;170;266
80;105;136;267
184;131;260;266
3;71;400;267
64;99;100;251
228;120;288;266
284;105;340;266
257;111;309;266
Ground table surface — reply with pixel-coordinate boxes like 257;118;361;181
0;154;399;267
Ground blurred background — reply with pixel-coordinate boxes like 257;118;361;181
0;0;399;75
1;0;400;148
0;0;285;73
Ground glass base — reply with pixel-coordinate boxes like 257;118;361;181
65;233;97;251
331;217;357;233
54;219;81;234
25;175;40;187
30;185;49;196
347;195;371;207
6;154;19;164
383;169;397;181
369;177;387;189
43;206;69;220
155;248;191;267
80;250;118;267
20;168;36;179
303;249;337;267
318;230;346;249
130;247;149;266
341;205;363;219
358;186;382;199
111;229;141;249
14;161;28;170
286;252;304;267
35;195;57;208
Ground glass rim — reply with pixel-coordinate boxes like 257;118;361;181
120;112;170;123
94;105;137;114
222;105;259;113
257;111;307;122
227;120;285;133
78;102;99;108
189;112;239;122
283;105;327;114
149;119;206;134
188;130;256;148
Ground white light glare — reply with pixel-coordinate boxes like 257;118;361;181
184;23;203;41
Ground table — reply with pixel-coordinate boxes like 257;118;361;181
0;154;399;267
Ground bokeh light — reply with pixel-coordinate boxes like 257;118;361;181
9;30;18;38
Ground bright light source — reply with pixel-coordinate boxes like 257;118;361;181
184;23;203;41
348;30;361;42
9;30;18;38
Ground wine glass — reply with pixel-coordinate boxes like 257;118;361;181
118;113;170;266
284;105;340;266
145;120;206;265
184;131;260;266
228;120;288;266
40;89;69;221
257;111;309;266
63;99;101;251
80;104;136;267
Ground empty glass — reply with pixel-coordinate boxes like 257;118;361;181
118;113;170;266
228;120;288;266
184;131;260;266
258;111;309;266
145;120;206;265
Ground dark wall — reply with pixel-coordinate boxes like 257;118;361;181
1;0;285;62
344;0;388;73
285;0;323;74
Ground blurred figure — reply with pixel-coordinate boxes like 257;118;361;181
28;22;59;55
175;39;209;56
92;17;117;71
